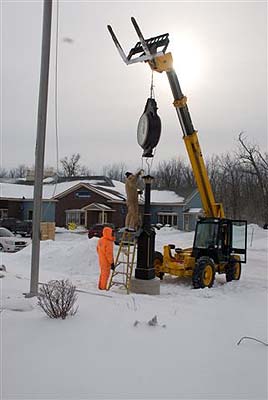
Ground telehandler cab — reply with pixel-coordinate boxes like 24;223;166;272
108;18;247;288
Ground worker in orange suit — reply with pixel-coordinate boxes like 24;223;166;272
97;226;115;290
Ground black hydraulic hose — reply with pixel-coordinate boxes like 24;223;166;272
166;69;196;137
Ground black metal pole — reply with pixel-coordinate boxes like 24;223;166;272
135;175;156;280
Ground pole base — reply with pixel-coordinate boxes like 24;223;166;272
23;292;39;298
135;267;155;280
130;277;160;295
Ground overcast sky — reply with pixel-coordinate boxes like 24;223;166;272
1;1;267;174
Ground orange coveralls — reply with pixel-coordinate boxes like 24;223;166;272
96;226;115;290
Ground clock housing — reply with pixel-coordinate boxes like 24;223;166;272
137;98;161;157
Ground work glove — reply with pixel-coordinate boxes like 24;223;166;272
111;263;115;271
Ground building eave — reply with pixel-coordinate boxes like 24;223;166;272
151;202;185;206
53;182;115;201
0;197;57;202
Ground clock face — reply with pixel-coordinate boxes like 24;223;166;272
137;113;149;147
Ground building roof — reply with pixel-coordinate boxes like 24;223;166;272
184;208;203;214
0;179;187;205
151;190;184;204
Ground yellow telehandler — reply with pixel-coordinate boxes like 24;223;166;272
108;18;247;288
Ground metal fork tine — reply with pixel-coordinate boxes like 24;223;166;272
107;25;129;64
131;17;152;57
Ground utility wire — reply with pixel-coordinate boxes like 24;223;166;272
141;156;154;176
150;70;155;99
48;0;60;198
237;336;268;346
54;0;60;179
43;0;60;221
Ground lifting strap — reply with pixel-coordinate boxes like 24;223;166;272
107;231;138;294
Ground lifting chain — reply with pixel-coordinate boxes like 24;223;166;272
150;70;155;99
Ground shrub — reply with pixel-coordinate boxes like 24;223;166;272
37;279;78;319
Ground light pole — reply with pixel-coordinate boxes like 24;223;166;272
135;175;155;280
130;173;160;294
25;0;53;297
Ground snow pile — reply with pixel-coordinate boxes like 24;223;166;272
1;225;267;399
151;189;184;203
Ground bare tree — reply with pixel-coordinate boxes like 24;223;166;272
237;132;268;224
8;164;30;178
152;157;195;196
1;165;28;179
102;162;127;181
80;165;95;176
60;153;81;177
16;164;28;178
0;168;8;178
218;154;243;219
8;168;17;178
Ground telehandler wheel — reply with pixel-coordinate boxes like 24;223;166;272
225;260;241;282
153;251;165;280
192;257;215;289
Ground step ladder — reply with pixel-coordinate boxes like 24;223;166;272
107;231;138;294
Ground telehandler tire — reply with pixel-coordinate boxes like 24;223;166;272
225;259;241;282
192;256;215;289
153;251;165;280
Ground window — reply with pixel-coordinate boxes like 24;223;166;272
28;210;33;220
98;212;108;224
75;191;91;198
194;222;219;248
157;213;177;227
0;209;8;219
184;214;190;231
66;210;85;226
0;228;14;237
231;221;247;262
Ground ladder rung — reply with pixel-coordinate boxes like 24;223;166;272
107;233;137;292
110;282;127;286
113;271;131;276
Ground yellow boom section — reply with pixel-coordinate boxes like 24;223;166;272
183;132;225;218
149;52;225;219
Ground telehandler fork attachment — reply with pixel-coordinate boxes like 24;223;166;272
107;17;169;65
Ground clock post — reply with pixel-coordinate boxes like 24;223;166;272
135;175;155;280
130;174;160;295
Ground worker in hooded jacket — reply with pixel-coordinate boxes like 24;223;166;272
97;226;115;290
125;170;143;230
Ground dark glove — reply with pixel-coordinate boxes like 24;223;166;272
111;263;115;271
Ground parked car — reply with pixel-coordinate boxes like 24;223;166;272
0;218;32;237
114;224;163;245
114;227;137;245
0;227;28;252
88;223;115;239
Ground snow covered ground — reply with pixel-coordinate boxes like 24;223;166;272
1;225;267;399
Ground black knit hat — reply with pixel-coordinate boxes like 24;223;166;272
125;172;132;178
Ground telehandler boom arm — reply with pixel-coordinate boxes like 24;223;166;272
108;18;224;218
156;55;225;218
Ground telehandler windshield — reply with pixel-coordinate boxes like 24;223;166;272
194;221;219;249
